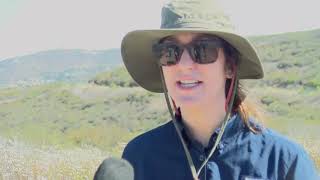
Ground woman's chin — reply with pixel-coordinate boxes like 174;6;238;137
175;95;204;108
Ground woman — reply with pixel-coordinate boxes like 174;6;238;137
120;0;318;179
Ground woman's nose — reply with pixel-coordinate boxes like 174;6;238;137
178;48;195;68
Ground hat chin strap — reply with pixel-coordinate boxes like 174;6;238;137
225;63;237;112
159;65;238;180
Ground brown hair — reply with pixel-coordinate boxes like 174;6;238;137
223;39;263;133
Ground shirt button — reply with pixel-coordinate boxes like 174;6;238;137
199;155;206;161
218;143;224;150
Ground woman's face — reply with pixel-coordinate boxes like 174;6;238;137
162;33;230;108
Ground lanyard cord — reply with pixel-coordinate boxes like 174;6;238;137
159;66;238;180
197;64;238;175
159;67;199;180
197;77;238;175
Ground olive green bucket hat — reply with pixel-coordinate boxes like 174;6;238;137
121;0;264;93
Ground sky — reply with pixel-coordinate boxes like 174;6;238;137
0;0;320;60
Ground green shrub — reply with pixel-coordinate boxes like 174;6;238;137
89;66;138;87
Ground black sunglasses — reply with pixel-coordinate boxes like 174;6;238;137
152;38;225;66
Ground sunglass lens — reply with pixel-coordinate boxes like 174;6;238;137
154;43;180;66
192;42;219;64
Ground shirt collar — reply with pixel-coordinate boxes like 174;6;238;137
174;113;241;152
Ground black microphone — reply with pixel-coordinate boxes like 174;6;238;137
94;157;134;180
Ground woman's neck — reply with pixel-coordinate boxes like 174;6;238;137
180;104;226;147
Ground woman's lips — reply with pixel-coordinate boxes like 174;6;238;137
176;80;203;89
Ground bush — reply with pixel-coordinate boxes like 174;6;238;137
89;66;138;87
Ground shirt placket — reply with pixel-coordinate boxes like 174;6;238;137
195;153;204;180
197;141;226;180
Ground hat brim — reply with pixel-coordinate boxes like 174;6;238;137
121;29;264;93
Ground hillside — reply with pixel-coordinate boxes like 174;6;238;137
0;83;168;152
250;28;320;89
0;49;122;87
247;29;320;137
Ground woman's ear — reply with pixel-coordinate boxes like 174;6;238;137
225;62;233;79
226;69;233;78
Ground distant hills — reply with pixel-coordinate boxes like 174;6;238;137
0;49;122;87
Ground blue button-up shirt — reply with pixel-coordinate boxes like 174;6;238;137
122;114;319;180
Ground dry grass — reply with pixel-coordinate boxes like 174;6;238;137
0;137;108;180
295;138;320;171
0;136;318;180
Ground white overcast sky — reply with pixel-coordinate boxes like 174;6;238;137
0;0;320;60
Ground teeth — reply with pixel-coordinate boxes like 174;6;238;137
179;80;200;88
180;80;199;84
180;83;198;88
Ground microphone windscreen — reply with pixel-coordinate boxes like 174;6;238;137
94;157;134;180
